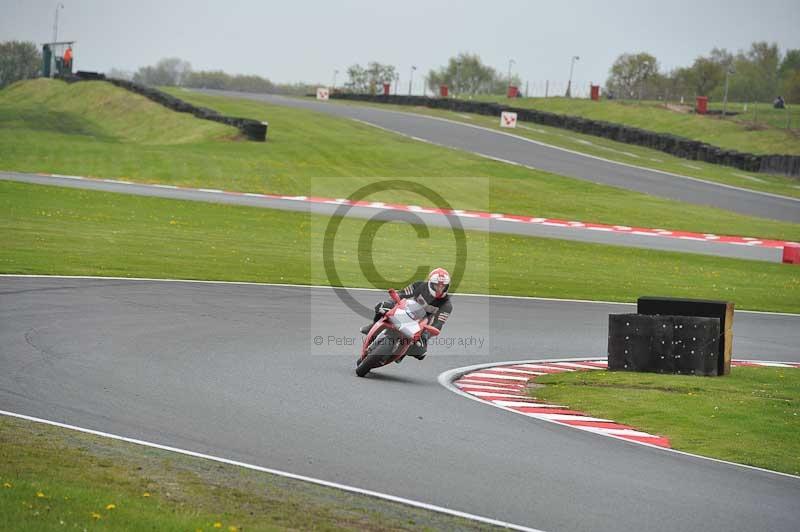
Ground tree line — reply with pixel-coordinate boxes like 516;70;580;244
0;41;40;89
113;57;313;95
2;39;798;103
343;53;520;95
0;42;313;95
606;42;800;103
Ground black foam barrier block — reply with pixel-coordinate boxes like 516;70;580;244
608;314;721;376
637;296;732;375
672;316;720;376
608;314;655;371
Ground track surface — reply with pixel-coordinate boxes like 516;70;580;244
2;276;798;532
0;172;785;263
198;90;800;223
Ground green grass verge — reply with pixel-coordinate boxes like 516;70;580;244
532;367;800;475
468;95;800;155
0;78;236;144
0;415;503;531
706;100;800;131
1;79;798;241
326;97;800;199
2;181;799;313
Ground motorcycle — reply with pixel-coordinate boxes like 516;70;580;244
356;289;440;377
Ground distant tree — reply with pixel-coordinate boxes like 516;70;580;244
0;40;41;88
709;47;734;69
185;69;229;90
685;56;724;96
344;64;367;92
606;52;659;98
746;42;780;98
778;49;800;102
366;62;397;90
427;53;514;95
344;62;396;93
713;42;781;102
133;57;192;86
782;70;800;104
779;49;800;78
107;68;133;81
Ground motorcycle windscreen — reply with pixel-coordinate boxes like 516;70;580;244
404;300;427;320
389;309;422;338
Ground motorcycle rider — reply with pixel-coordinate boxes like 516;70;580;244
360;267;452;361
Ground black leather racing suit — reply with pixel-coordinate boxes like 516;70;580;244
372;281;452;352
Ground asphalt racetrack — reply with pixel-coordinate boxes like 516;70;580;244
197;90;800;224
2;276;799;532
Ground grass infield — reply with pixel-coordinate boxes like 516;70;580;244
2;79;798;241
0;415;503;531
2;180;799;313
532;367;800;475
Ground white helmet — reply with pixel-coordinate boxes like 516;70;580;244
427;268;451;299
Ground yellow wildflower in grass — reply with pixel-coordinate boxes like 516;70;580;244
2;482;11;488
142;492;151;497
228;526;238;532
36;491;45;498
91;512;102;520
213;523;222;528
106;503;116;510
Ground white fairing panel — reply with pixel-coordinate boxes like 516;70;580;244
389;304;423;339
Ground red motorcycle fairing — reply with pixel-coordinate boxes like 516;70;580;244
358;289;440;368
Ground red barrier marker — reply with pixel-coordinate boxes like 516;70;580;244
783;243;800;264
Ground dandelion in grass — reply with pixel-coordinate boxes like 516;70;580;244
142;492;151;497
91;512;102;520
213;523;222;528
36;491;46;498
228;526;238;532
2;482;11;488
106;503;116;510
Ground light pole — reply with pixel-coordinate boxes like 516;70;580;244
722;65;735;116
394;72;400;95
507;58;515;93
52;3;64;42
332;69;339;90
566;55;580;98
408;65;416;96
455;61;462;97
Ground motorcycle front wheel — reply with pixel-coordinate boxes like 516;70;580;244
355;335;396;377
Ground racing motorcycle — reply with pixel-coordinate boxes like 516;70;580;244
356;289;440;377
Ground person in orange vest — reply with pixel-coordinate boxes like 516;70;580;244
63;46;73;73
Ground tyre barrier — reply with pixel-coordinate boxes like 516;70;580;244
330;93;800;177
57;72;268;142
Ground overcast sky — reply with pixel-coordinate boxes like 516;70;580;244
3;0;799;92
